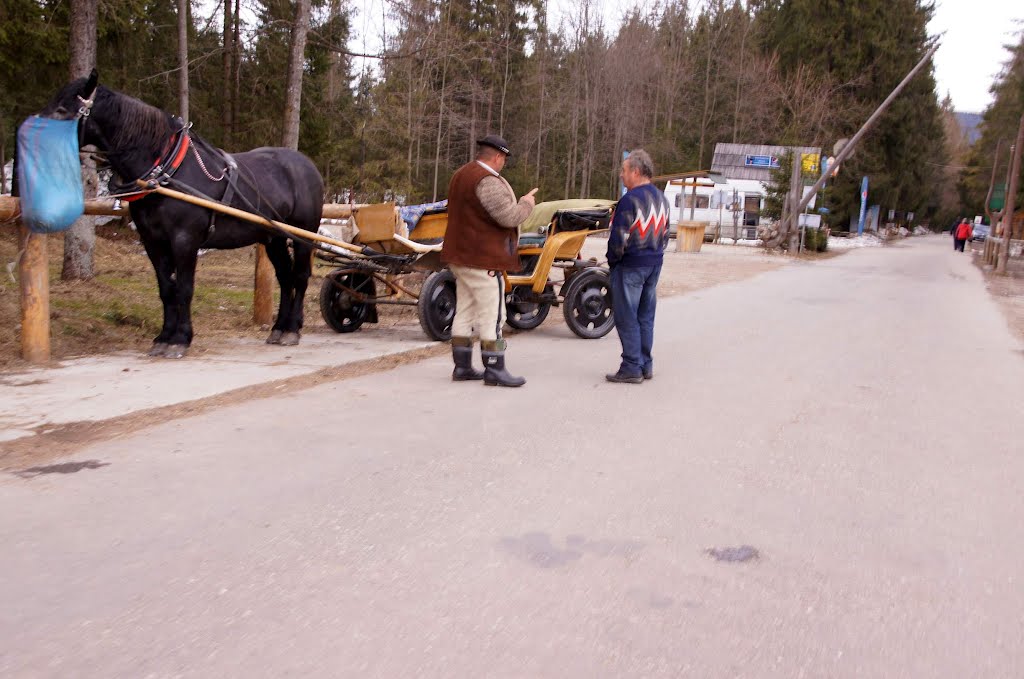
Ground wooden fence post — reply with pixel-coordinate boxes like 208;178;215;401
253;244;274;325
18;222;51;363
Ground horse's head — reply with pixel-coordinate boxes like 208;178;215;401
39;69;108;149
40;69;98;120
40;70;174;177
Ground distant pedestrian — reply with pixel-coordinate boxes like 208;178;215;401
954;218;972;252
605;149;670;384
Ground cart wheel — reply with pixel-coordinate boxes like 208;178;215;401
418;270;457;341
320;271;374;333
562;268;614;339
505;285;552;331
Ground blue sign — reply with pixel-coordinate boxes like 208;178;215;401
620;150;628;196
744;155;780;169
857;176;869;235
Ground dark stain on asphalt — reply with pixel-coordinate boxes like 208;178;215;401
11;459;110;479
707;545;759;563
500;532;644;569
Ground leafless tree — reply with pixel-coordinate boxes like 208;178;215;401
282;0;311;150
62;0;98;281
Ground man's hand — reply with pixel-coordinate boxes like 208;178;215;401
524;188;539;205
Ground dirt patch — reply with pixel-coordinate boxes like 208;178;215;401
657;244;787;297
0;223;413;370
975;252;1024;343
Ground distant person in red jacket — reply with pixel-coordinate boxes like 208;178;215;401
954;218;973;252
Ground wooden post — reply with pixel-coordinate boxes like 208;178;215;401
787;153;802;252
996;114;1023;275
253;244;274;325
18;222;51;363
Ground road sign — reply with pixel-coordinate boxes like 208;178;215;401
990;183;1006;212
801;153;820;174
857;176;869;235
744;155;780;168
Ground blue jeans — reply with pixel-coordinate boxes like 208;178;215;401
610;263;662;376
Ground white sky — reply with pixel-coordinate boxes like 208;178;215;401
350;0;1022;113
928;0;1022;112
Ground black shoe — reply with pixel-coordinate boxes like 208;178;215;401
606;371;643;384
451;344;484;381
482;350;526;387
643;369;653;380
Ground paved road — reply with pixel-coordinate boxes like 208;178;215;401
2;236;1023;678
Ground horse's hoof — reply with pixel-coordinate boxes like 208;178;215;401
162;344;188;359
279;331;301;346
266;329;284;345
148;343;169;357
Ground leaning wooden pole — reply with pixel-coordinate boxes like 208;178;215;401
996;113;1024;275
792;45;940;220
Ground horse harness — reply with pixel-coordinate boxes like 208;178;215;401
74;89;279;246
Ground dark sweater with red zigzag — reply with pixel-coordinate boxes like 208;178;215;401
606;183;671;268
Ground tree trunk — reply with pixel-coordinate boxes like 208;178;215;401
222;0;233;145
62;0;98;281
232;0;240;143
432;0;452;202
177;0;189;121
281;0;310;150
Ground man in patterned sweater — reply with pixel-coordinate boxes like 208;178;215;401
441;135;538;387
605;149;670;384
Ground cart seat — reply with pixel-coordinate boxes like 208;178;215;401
518;233;547;248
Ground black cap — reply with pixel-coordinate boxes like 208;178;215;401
476;134;512;156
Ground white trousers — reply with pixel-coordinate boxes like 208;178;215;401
449;264;506;342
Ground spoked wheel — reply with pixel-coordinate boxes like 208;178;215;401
505;285;552;331
561;268;615;339
320;271;375;333
417;269;457;341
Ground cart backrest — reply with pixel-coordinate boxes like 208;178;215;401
409;208;447;242
353;203;402;243
552;208;612;234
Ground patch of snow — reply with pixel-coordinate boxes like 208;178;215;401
913;225;931;235
828;234;884;249
716;238;763;246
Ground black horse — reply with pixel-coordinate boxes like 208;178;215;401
40;71;325;358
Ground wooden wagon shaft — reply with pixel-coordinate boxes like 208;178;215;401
139;183;366;255
1;194;371;223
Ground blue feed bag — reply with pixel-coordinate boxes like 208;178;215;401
17;116;85;234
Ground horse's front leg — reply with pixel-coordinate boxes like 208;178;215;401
264;238;301;345
161;246;199;359
142;243;179;357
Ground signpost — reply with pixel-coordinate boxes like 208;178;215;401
857;176;869;235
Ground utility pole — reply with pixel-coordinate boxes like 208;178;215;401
983;140;1003;263
996;113;1024;275
786;153;801;252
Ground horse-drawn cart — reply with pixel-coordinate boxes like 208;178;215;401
317;199;617;342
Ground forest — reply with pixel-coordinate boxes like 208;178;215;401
1;0;1022;233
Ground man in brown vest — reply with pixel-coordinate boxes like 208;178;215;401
441;135;538;387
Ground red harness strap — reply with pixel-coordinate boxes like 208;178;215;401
120;130;191;202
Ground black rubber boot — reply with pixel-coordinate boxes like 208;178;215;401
451;338;484;381
481;340;526;387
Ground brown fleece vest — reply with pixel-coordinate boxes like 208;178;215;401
441;162;520;271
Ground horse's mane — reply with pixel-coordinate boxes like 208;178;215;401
99;86;174;157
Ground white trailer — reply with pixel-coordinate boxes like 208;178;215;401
664;177;767;241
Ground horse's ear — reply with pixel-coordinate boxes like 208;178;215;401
84;69;99;98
